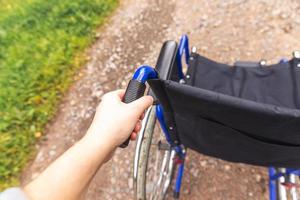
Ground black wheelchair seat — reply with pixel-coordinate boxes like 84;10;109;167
149;51;300;168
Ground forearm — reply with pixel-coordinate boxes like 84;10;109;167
22;90;152;200
24;132;113;200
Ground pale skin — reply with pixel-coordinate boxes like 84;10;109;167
23;90;153;200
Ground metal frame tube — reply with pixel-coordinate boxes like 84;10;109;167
176;34;190;79
269;167;277;200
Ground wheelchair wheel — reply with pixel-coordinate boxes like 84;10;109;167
275;168;300;200
135;105;176;200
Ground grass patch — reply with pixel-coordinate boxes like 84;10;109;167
0;0;118;189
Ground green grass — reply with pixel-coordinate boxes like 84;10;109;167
0;0;36;18
0;0;118;189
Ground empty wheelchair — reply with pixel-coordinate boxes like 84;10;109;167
121;35;300;200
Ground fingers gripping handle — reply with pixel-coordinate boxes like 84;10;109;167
119;79;146;148
119;65;157;148
123;80;146;104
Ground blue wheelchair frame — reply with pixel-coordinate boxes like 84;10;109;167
130;35;299;199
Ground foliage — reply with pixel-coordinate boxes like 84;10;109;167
0;0;118;189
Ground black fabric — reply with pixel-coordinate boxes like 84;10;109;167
187;54;300;109
148;79;181;144
149;54;300;168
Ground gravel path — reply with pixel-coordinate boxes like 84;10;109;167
21;0;300;199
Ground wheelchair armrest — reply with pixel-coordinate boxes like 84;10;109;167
155;40;178;80
148;40;178;103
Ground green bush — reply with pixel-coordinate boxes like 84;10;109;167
0;0;118;189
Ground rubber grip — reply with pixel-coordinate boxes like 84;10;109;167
119;79;146;148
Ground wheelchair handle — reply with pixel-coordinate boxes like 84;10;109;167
119;79;146;148
119;65;158;148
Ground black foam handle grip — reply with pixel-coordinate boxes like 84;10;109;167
119;79;146;148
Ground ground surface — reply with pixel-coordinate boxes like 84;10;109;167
21;0;300;199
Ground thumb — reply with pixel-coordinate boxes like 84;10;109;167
128;95;153;115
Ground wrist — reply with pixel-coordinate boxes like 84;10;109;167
81;128;116;154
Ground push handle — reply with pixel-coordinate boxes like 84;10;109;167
119;79;146;148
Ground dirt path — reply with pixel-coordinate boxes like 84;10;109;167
21;0;300;199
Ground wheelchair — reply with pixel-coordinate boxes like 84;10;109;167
120;35;300;200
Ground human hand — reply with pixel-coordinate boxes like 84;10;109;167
85;89;153;150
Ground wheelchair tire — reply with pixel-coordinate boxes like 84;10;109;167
134;105;175;200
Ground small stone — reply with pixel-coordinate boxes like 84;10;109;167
202;14;208;20
224;165;231;171
84;112;92;119
95;33;101;38
279;13;288;19
248;192;253;197
200;160;207;167
138;44;145;49
70;100;76;105
295;17;300;24
283;23;292;33
92;90;104;98
85;56;91;61
255;174;262;182
128;178;133;189
208;159;215;164
111;177;116;184
49;150;56;156
272;10;281;17
116;47;121;52
200;46;208;51
36;151;44;162
80;110;86;118
183;188;190;194
191;168;199;177
213;20;222;27
34;132;42;138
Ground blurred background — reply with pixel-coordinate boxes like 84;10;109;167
1;0;300;199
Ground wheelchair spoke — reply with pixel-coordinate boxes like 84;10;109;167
151;150;169;200
162;150;176;196
289;174;299;200
142;123;175;200
277;168;288;200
